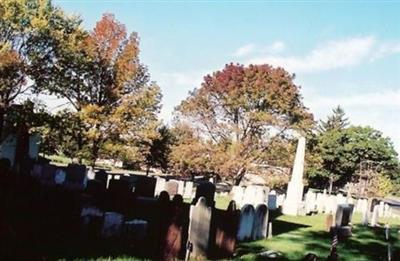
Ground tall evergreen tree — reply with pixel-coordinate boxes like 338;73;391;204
318;105;349;132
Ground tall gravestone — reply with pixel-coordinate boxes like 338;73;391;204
188;197;212;258
231;186;244;206
162;195;190;260
237;204;255;242
209;200;240;259
252;204;269;240
282;136;306;216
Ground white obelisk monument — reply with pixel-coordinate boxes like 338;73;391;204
282;136;306;216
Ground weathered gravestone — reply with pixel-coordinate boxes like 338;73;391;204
316;193;326;213
237;204;255;242
183;181;194;199
242;185;269;207
162;195;190;260
193;181;216;207
305;190;317;214
64;164;87;191
107;179;134;214
335;204;354;238
177;180;185;196
188;197;212;258
135;176;156;197
165;180;179;198
40;164;57;187
231;186;244;206
101;212;124;238
371;204;380;227
252;204;269;240
267;190;277;210
208;200;240;259
154;177;167;197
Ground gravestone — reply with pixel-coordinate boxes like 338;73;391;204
135;176;156;197
335;204;354;227
277;194;285;207
325;214;334;232
237;204;255;242
162;195;190;260
64;164;87;190
101;212;124;238
123;219;148;242
267;190;277;210
371;204;380;227
54;168;66;185
231;186;244;206
154;177;166;196
242;185;269;207
209;200;240;259
305;190;317;214
40;164;57;186
193;181;216;207
188;197;212;258
177;180;185;195
165;180;179;198
316;193;325;213
282;136;306;215
379;201;385;217
95;169;108;188
183;181;194;199
252;204;269;240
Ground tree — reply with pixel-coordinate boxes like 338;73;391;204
173;63;314;182
318;105;349;133
145;125;175;174
39;13;161;165
308;126;400;195
0;0;81;140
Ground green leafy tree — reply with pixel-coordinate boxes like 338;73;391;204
0;0;81;140
40;13;161;165
173;63;314;182
308;126;400;195
318;105;349;133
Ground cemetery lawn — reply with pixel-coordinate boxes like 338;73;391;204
236;212;400;260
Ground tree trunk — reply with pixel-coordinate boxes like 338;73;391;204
328;176;333;195
233;167;246;186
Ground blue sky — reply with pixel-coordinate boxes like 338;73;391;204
53;0;400;153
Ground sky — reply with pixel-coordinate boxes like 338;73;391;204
53;0;400;152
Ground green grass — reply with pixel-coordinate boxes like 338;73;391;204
236;212;400;260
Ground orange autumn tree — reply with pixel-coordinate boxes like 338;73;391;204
45;13;161;165
173;63;314;183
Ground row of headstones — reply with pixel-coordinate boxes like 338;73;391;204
154;177;194;199
231;185;269;207
231;185;286;211
31;163;87;190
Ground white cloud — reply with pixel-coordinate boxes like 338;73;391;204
305;88;400;154
244;36;400;73
233;43;256;57
307;88;400;109
269;41;285;53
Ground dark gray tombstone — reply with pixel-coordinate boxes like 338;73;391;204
188;196;212;258
64;164;87;190
193;181;216;207
237;204;255;242
165;180;179;198
335;204;354;227
252;203;269;240
135;176;156;197
40;164;57;186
